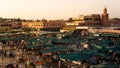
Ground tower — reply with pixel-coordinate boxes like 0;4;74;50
102;7;109;26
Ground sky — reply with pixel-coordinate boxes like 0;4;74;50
0;0;119;20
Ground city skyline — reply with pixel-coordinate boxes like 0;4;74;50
0;0;120;20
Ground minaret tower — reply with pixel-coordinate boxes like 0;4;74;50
102;6;109;26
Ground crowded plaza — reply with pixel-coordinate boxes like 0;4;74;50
0;29;120;68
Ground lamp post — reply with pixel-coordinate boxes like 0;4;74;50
110;23;113;30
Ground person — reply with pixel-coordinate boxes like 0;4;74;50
16;64;18;68
19;64;22;68
5;64;14;68
25;62;27;68
2;53;4;61
58;60;61;68
27;60;30;68
32;62;36;68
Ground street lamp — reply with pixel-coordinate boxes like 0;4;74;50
110;23;113;30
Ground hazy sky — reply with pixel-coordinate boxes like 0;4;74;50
0;0;119;20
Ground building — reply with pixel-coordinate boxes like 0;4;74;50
0;18;22;29
60;7;111;32
22;20;65;31
109;18;120;27
66;7;110;27
68;14;101;27
11;22;22;28
61;14;101;32
22;21;43;29
102;7;109;26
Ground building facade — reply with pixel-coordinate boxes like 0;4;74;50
109;18;120;27
22;20;65;31
64;7;111;28
60;7;111;32
0;21;22;28
61;14;101;32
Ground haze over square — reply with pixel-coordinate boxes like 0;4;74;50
0;0;119;20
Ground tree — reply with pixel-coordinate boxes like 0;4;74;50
41;19;47;22
68;18;73;22
22;28;30;32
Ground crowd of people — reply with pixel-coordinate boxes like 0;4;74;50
0;31;120;68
